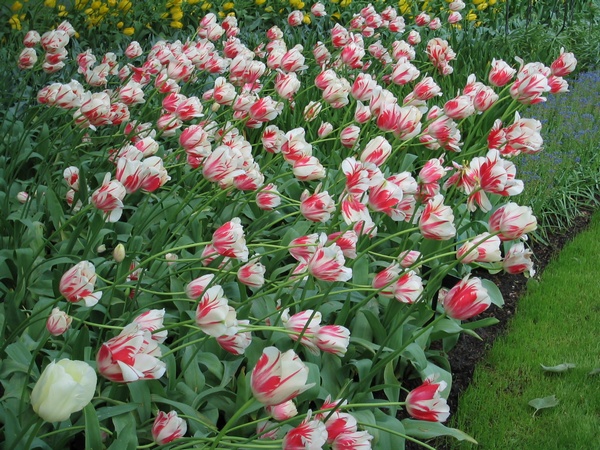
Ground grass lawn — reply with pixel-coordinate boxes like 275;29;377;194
451;212;600;449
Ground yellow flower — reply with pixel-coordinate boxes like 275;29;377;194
201;2;212;9
340;0;351;6
473;0;485;3
170;7;184;20
303;13;311;24
44;0;56;7
290;0;304;8
330;0;339;3
118;0;132;12
170;20;183;28
11;1;23;12
188;0;201;4
255;0;265;4
9;14;21;30
223;1;234;10
265;6;273;12
99;4;109;13
331;11;340;20
108;0;116;6
58;4;68;16
477;3;488;10
116;21;123;28
466;11;477;20
75;0;89;10
489;0;497;4
91;0;101;10
218;11;225;17
123;26;135;35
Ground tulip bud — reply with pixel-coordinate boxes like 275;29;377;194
31;359;97;422
46;307;72;336
113;244;126;262
152;411;187;444
97;244;107;253
17;191;29;203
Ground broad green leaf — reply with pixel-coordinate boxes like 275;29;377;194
540;363;576;373
128;382;152;423
529;395;559;415
383;362;401;415
96;404;139;422
402;419;478;443
481;279;504;307
84;403;103;450
109;412;138;450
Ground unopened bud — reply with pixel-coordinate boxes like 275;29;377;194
97;244;107;253
113;244;126;262
165;253;178;266
17;191;29;203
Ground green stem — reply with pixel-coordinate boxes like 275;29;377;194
209;398;256;450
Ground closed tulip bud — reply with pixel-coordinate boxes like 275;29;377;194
113;244;126;262
17;191;29;203
152;411;187;445
31;359;97;422
405;377;450;422
46;307;72;336
266;399;299;421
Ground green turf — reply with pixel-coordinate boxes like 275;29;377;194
450;212;600;450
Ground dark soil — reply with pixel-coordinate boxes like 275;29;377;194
406;211;594;450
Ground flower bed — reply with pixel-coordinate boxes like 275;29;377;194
0;2;582;448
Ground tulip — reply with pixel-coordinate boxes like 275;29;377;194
441;276;491;320
282;413;328;449
251;347;312;406
96;322;166;383
152;411;187;444
314;325;350;356
405;377;450;422
489;202;537;241
266;399;298;421
212;218;249;262
31;359;96;422
59;261;102;307
46;307;72;336
419;195;456;240
503;242;535;276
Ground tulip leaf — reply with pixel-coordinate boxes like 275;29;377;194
481;279;504;307
528;395;559;416
540;363;576;373
84;403;103;450
402;419;478;443
96;404;139;422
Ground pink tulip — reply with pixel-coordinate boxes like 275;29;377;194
152;411;187;445
283;414;328;449
300;190;335;223
212;218;249;262
266;400;298;421
441;276;491;320
46;307;72;336
314;325;350;356
250;347;312;406
238;260;266;288
419;195;456;240
96;322;166;382
457;233;502;263
503;242;535;276
216;322;252;355
405;377;450;422
195;285;235;337
132;309;167;343
550;48;577;76
306;244;352;282
489;202;537;241
60;261;102;307
287;10;304;27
